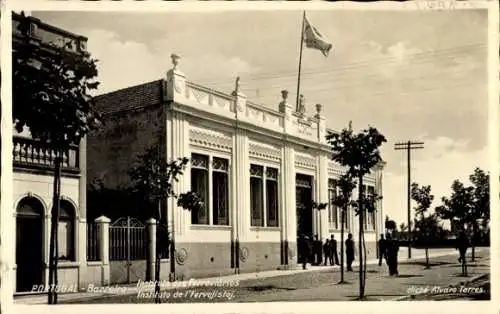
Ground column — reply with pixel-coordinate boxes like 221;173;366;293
283;145;296;261
318;154;329;241
95;216;110;286
146;218;157;281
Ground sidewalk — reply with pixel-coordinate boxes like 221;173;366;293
14;247;475;304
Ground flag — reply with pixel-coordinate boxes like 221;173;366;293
303;15;333;57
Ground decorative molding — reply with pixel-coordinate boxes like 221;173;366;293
239;247;249;262
248;143;281;162
189;129;232;152
295;154;316;170
175;248;188;265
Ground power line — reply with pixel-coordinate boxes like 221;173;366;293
191;43;486;87
394;141;424;260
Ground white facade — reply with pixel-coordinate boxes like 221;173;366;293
163;55;385;272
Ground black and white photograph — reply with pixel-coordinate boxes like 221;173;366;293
2;1;498;310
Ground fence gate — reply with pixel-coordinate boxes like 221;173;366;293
109;216;148;284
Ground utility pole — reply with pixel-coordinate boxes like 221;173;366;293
394;140;424;259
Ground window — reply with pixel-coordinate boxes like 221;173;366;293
367;186;376;231
191;154;209;225
58;201;75;261
266;168;279;227
212;157;229;225
250;164;279;227
328;179;338;230
361;185;367;231
250;165;264;226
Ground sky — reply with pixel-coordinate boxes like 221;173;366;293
32;9;489;227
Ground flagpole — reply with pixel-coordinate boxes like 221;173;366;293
295;11;306;112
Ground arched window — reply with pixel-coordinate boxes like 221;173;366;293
58;200;75;261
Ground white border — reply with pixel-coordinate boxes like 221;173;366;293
2;1;499;314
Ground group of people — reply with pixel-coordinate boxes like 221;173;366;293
299;232;401;276
298;233;357;271
377;233;400;276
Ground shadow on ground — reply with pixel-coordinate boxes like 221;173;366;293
245;285;296;292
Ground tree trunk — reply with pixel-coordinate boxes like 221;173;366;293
358;175;364;299
425;247;429;269
48;153;62;304
471;223;476;262
155;201;161;303
340;207;345;283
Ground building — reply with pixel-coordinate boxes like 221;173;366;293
11;12;96;293
89;54;385;280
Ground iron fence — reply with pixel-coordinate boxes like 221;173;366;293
87;223;100;261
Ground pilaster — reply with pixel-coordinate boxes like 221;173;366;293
79;136;87;219
233;129;249;240
318;154;329;241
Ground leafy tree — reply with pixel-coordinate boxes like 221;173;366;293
384;216;397;235
128;146;202;303
326;121;386;300
410;182;434;268
13;12;100;304
436;180;474;234
330;173;357;284
468;168;489;259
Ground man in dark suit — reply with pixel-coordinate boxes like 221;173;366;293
345;233;355;271
323;239;330;266
313;234;322;265
329;234;340;265
378;234;387;266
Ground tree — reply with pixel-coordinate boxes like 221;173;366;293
326;121;386;300
128;146;202;304
330;173;357;284
384;217;396;235
468;168;489;260
436;180;474;233
410;182;434;269
13;12;100;304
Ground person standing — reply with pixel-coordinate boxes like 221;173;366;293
323;239;330;266
386;234;400;275
313;234;322;266
378;234;387;266
330;234;340;265
457;231;469;264
298;234;310;270
345;233;355;271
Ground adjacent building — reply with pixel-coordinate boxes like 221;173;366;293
11;12;95;293
89;54;386;279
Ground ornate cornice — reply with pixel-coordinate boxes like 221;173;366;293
295;154;316;170
189;129;232;152
248;143;281;162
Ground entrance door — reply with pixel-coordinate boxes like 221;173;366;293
296;174;313;263
16;198;44;292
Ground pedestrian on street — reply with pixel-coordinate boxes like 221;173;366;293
323;239;330;266
313;234;322;266
345;233;355;271
386;234;400;276
378;234;387;266
298;234;310;270
457;231;469;264
329;234;340;265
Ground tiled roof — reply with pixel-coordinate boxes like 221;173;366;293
94;80;164;115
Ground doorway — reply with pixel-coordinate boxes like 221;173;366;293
296;174;313;263
16;197;44;292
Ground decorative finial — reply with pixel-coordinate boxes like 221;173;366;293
348;120;353;131
235;76;240;93
171;54;180;70
281;90;289;100
316;103;322;115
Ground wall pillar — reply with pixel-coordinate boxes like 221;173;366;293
146;218;157;281
95;216;110;286
318;154;329;241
